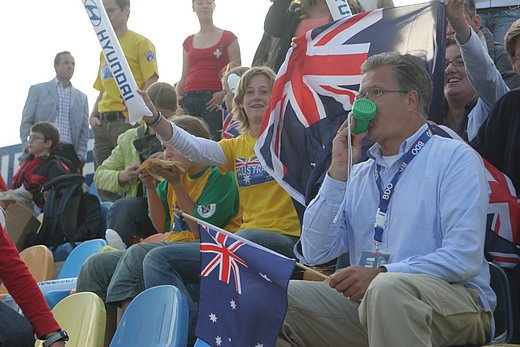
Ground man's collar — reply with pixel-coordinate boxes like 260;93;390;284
54;77;72;89
368;123;430;164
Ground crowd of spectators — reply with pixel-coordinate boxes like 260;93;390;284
1;0;519;346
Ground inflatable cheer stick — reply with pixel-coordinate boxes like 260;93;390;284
81;0;151;124
326;0;353;21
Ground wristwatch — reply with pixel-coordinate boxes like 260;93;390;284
43;330;69;346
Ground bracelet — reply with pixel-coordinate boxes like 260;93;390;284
146;111;163;127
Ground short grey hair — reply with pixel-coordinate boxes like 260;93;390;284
361;52;433;117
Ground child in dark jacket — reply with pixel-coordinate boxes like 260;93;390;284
12;122;70;210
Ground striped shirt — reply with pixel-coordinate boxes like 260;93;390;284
55;79;72;144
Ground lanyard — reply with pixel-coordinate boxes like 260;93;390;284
373;126;433;249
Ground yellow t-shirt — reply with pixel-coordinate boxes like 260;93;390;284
94;30;158;113
218;134;300;237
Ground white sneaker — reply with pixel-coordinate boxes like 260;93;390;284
105;229;127;250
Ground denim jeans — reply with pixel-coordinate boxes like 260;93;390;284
478;8;520;43
142;242;200;344
0;301;34;347
180;90;222;141
107;197;157;247
235;229;299;258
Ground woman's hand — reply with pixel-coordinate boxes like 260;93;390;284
146;163;182;184
206;91;225;112
139;171;156;188
137;90;160;123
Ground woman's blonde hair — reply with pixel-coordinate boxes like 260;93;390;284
231;66;276;134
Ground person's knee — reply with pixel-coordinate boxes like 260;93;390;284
77;252;121;292
364;272;417;305
142;247;164;272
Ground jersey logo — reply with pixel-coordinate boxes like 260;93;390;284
145;50;156;62
198;203;216;218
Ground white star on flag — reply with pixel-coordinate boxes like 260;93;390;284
216;336;222;346
255;343;264;347
209;313;218;323
230;299;237;310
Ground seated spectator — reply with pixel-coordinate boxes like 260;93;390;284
253;0;365;71
442;0;509;141
276;48;494;347
141;66;301;343
93;82;177;248
504;18;520;73
0;211;67;347
10;122;69;211
77;115;241;347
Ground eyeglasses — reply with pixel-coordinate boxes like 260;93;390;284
444;58;465;69
356;88;408;101
27;135;45;142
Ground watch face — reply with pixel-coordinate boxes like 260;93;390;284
61;330;69;341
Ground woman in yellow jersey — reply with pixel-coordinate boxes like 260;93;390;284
142;66;301;259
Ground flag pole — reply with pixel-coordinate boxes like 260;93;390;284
175;208;330;280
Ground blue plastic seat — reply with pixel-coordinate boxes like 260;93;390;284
44;238;107;309
110;285;189;347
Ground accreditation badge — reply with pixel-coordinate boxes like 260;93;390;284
359;251;391;268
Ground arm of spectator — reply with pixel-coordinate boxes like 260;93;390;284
142;74;159;91
20;85;38;151
176;49;190;101
139;171;164;233
139;91;228;168
460;32;509;140
77;93;89;161
0;224;61;339
89;92;102;128
444;0;471;44
93;136;134;194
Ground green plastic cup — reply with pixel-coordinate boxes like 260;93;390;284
351;98;377;134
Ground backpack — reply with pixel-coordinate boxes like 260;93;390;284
27;174;104;247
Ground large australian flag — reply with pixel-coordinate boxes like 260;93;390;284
195;222;296;347
255;2;446;205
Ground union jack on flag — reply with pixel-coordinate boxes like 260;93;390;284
200;225;248;294
255;2;446;205
196;221;295;347
221;109;240;139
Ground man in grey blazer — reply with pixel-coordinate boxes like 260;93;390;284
20;51;89;173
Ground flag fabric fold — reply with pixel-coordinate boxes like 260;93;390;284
196;222;296;347
255;2;446;206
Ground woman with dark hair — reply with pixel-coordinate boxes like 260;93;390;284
176;0;241;140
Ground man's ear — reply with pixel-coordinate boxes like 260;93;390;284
406;90;420;113
473;14;481;31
